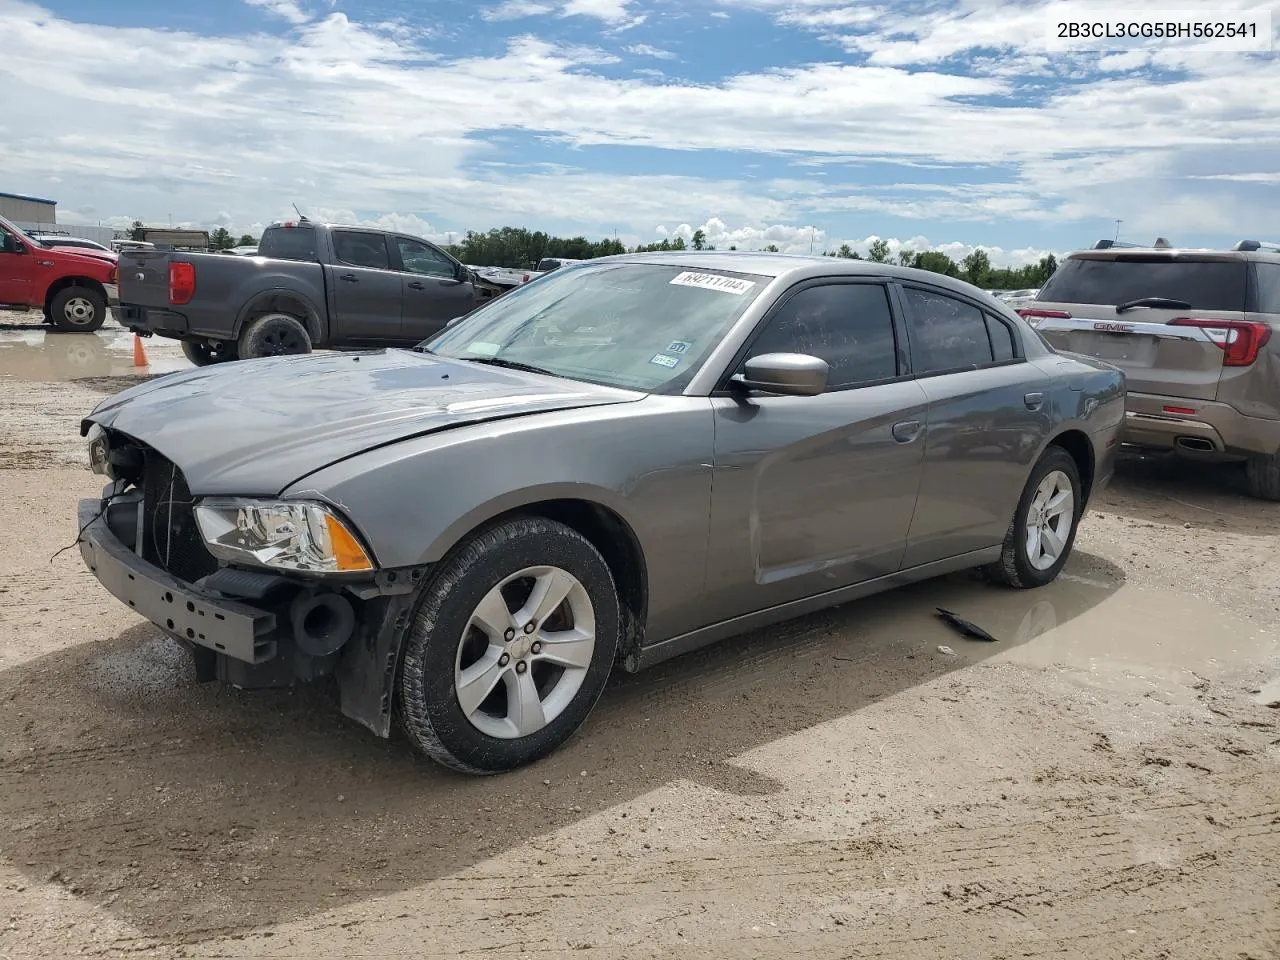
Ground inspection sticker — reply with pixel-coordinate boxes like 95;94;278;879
649;353;681;368
669;271;755;295
666;340;692;354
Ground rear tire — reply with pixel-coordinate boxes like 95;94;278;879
238;313;311;359
1245;452;1280;501
985;446;1082;589
397;516;621;775
181;339;238;366
49;286;107;332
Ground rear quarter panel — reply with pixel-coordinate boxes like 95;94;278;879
283;396;718;644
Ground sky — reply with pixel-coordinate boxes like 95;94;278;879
1;0;1277;266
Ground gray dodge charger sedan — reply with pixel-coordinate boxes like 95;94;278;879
77;253;1125;773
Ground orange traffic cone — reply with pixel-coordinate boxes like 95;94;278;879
132;334;148;368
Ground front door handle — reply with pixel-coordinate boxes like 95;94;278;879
1024;392;1045;411
339;273;359;283
407;281;425;290
892;420;923;443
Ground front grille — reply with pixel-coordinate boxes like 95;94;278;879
140;450;219;584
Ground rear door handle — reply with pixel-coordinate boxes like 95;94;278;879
1024;392;1045;411
891;420;923;443
339;273;359;283
407;281;425;290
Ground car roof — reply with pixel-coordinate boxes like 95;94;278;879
600;250;996;300
1068;248;1280;264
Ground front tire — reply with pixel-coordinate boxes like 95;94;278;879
398;516;621;774
238;313;312;359
985;446;1082;589
49;286;107;332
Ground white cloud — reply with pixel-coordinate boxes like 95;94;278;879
480;1;554;22
624;43;677;59
243;0;311;25
561;0;635;24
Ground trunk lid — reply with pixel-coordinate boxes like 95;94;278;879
1027;254;1249;401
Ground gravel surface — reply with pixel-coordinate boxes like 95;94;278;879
0;328;1277;959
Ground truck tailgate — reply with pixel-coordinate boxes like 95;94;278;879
116;250;176;310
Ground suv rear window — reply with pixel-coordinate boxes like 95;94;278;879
1038;257;1247;312
258;225;319;262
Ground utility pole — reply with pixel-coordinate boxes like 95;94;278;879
809;226;815;255
1114;219;1123;241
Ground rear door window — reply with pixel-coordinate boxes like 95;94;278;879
333;231;391;270
257;225;319;262
902;287;994;373
1253;263;1280;314
1038;257;1247;311
985;313;1016;361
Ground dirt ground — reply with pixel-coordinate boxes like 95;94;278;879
1;317;1277;959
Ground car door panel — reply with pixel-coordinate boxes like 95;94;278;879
327;231;401;341
394;237;478;340
703;381;930;624
701;279;927;627
897;285;1052;568
0;230;35;304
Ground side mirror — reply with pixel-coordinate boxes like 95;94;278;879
733;353;829;397
1;233;27;254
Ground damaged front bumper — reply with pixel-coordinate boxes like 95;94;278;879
77;492;423;738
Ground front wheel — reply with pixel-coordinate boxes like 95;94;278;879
398;516;621;774
49;286;107;332
985;446;1082;589
181;339;238;366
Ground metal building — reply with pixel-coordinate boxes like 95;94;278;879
0;190;57;225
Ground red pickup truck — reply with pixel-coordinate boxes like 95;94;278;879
0;213;118;331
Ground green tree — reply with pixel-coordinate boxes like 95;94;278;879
728;244;737;251
129;220;145;241
763;243;780;253
836;243;855;259
238;234;257;246
898;250;914;267
962;248;992;287
691;228;706;251
210;227;234;250
867;239;891;263
913;251;960;276
671;236;687;251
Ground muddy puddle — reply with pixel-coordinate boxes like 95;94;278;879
0;326;190;382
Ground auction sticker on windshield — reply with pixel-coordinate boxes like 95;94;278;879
669;272;756;295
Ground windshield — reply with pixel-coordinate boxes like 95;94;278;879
422;261;769;392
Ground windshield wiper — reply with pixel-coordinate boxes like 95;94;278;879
1115;297;1192;314
464;356;558;377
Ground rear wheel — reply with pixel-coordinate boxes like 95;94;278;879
397;516;621;774
1245;452;1280;501
49;286;107;332
181;339;238;366
985;446;1082;589
238;313;311;359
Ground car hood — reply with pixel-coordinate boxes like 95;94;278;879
85;349;642;495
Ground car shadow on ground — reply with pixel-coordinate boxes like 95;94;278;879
1096;451;1280;536
0;551;1124;944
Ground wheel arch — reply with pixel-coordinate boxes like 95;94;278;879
235;289;322;343
44;276;107;313
1045;428;1095;507
424;494;650;663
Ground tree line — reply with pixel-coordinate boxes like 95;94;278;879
122;220;1059;289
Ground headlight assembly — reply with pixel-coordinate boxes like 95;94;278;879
87;423;110;476
194;499;375;574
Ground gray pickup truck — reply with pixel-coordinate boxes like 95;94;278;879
115;219;505;365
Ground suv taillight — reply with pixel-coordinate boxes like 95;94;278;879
1168;317;1272;367
168;262;196;305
